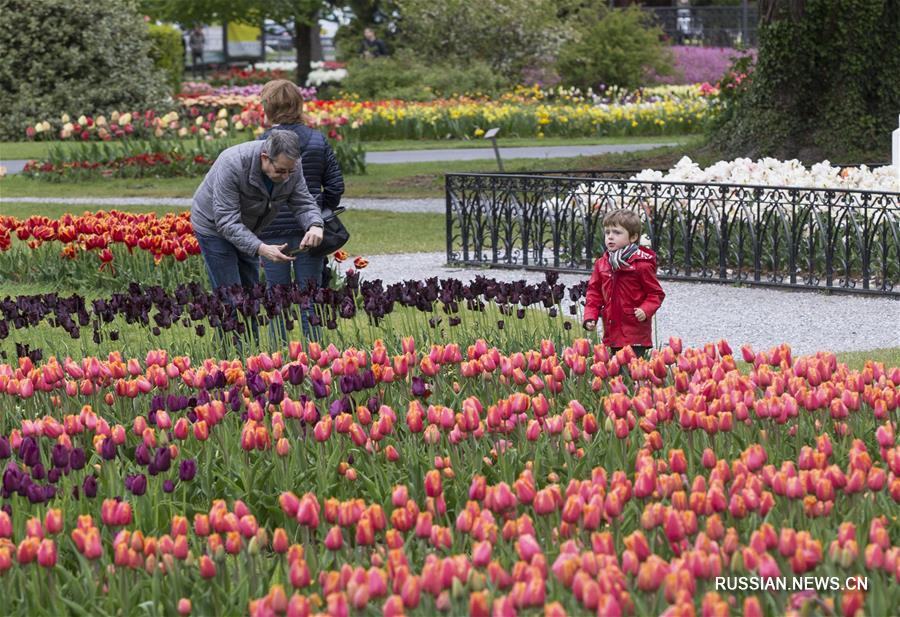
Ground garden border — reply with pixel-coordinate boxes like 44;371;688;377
445;171;900;297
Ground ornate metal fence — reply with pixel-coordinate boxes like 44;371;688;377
445;172;900;296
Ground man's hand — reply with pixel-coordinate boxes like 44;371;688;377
583;319;597;331
634;308;647;322
300;225;323;250
258;243;294;263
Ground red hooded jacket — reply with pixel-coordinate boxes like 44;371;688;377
583;247;665;347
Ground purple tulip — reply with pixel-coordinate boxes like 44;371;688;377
83;475;98;498
51;444;70;468
135;443;151;466
312;379;328;399
101;437;117;460
411;376;428;398
287;364;305;385
268;382;284;405
26;483;45;503
163;479;176;493
126;473;147;496
18;436;41;468
179;459;197;482
70;448;86;470
31;463;46;480
153;447;171;473
48;468;61;484
0;436;10;459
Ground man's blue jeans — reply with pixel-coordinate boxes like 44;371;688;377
196;233;260;350
260;234;324;342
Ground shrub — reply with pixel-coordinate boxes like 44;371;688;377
557;6;674;91
341;51;511;101
147;23;185;94
0;0;167;141
395;0;567;82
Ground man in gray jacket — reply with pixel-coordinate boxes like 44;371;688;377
191;130;324;292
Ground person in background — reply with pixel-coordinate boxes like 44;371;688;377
191;130;324;347
359;27;388;58
258;79;345;341
582;209;666;359
189;24;206;79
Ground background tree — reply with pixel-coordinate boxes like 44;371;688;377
394;0;570;83
330;0;399;59
142;0;330;86
0;0;167;140
712;0;900;161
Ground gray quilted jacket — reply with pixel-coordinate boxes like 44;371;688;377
190;140;323;256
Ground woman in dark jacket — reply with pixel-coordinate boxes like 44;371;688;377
259;79;345;340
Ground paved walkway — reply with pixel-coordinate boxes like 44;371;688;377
351;252;900;356
0;142;677;176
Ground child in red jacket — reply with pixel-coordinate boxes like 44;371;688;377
582;209;665;358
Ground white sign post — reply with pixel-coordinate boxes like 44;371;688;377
893;114;900;190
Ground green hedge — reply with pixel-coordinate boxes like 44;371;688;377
148;23;184;94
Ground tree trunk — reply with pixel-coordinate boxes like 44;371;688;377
294;21;313;87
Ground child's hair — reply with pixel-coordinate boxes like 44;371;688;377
260;80;304;125
602;209;642;239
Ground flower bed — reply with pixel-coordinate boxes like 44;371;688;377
0;300;897;615
21;86;711;144
629;157;898;192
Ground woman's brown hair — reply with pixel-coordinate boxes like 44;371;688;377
260;79;304;125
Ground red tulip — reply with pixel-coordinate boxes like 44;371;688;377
425;469;443;497
325;526;344;551
199;555;216;579
37;538;57;568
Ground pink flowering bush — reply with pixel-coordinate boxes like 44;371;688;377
649;46;756;85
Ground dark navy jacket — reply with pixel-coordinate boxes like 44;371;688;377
259;124;345;240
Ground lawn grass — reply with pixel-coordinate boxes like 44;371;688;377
0;134;697;160
0;141;709;200
834;347;900;372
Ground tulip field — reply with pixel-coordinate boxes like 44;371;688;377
1;247;899;617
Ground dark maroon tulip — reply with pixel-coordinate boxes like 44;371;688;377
0;436;10;459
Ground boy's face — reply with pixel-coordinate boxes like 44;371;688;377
604;224;638;251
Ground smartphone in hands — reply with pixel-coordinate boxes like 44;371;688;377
284;246;309;257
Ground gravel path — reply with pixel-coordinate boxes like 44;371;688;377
350;252;900;356
0;196;445;213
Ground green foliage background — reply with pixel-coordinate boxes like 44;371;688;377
341;50;511;101
148;23;185;94
713;0;900;161
0;0;167;141
556;6;674;91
